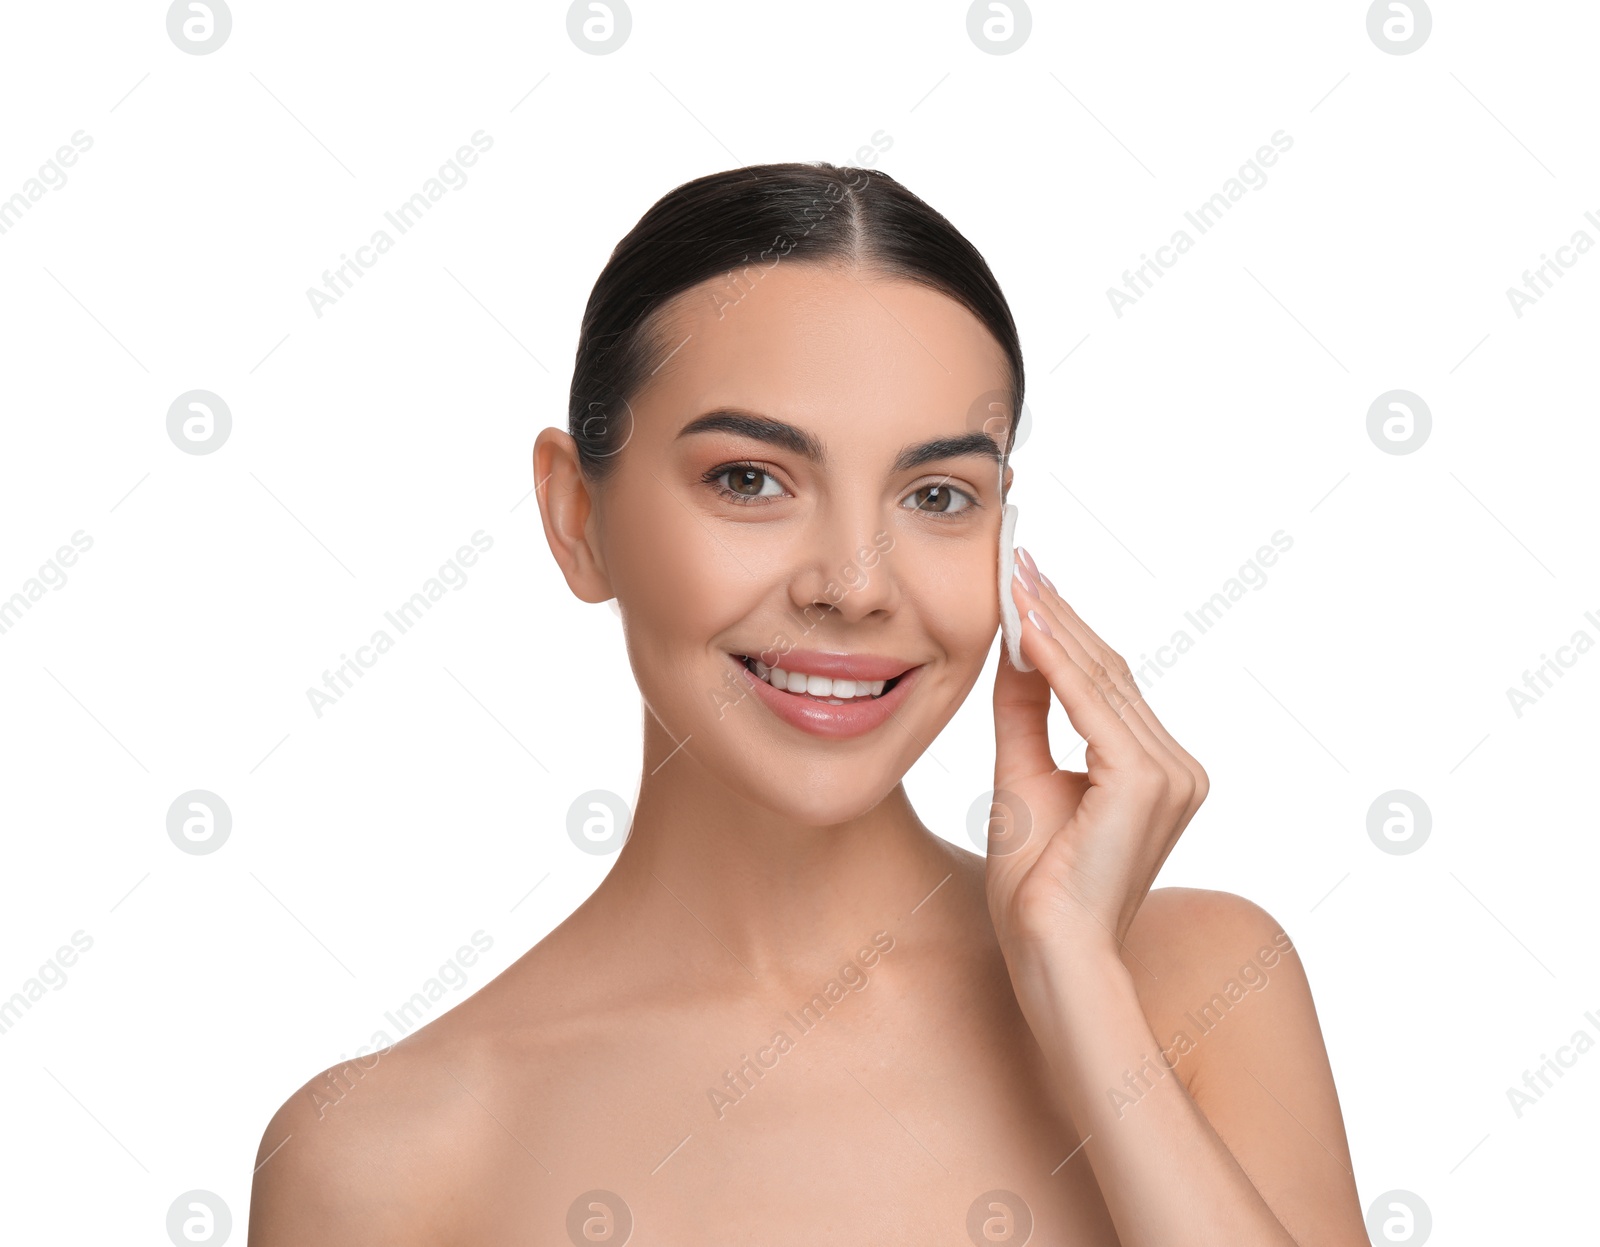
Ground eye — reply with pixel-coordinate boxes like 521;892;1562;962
703;461;788;505
902;480;978;516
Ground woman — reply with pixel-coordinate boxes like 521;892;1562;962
250;163;1369;1245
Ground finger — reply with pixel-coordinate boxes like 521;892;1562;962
1023;572;1168;737
1013;570;1173;764
1043;582;1184;745
1017;557;1203;825
1048;594;1204;828
1002;573;1152;784
992;617;1058;785
1011;566;1203;838
1019;577;1197;897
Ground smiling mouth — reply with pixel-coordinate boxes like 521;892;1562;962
736;655;907;704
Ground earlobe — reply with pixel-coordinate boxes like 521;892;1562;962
532;428;613;604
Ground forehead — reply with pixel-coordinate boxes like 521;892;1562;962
637;262;1009;439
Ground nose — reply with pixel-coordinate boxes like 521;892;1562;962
786;505;898;624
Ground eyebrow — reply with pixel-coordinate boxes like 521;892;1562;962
676;409;1003;474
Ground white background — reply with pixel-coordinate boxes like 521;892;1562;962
0;1;1595;1242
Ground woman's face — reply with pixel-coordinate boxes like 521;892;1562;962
583;261;1013;826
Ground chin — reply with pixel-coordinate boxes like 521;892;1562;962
723;762;906;830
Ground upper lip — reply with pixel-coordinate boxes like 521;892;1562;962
735;648;919;682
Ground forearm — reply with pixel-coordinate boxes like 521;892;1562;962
1005;942;1298;1247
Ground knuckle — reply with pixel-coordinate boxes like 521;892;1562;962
1132;757;1167;790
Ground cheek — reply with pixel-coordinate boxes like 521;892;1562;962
614;545;752;728
906;538;1001;649
607;492;757;650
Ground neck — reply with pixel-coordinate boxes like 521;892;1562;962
588;710;962;988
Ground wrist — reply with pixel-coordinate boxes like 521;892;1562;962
999;937;1143;1108
997;915;1123;972
999;924;1130;996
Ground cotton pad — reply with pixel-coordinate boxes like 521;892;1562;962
998;501;1036;672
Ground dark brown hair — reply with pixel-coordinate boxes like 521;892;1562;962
567;161;1025;481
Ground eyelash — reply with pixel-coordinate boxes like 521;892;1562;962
700;461;981;517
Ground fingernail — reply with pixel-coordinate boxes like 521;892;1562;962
1016;546;1039;577
1013;562;1039;595
1039;572;1055;592
1027;608;1052;637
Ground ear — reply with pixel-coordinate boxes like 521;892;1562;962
1001;461;1014;500
533;428;613;604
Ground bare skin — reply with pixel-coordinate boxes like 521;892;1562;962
250;261;1367;1245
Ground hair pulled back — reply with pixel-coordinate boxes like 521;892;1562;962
568;162;1025;481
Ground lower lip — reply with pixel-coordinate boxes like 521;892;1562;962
730;655;922;740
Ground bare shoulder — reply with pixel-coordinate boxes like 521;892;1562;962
247;1022;504;1245
1119;887;1368;1246
1118;886;1302;1061
1121;887;1294;985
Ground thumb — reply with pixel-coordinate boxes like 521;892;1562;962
993;634;1055;791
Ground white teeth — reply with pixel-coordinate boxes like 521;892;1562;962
741;657;894;700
